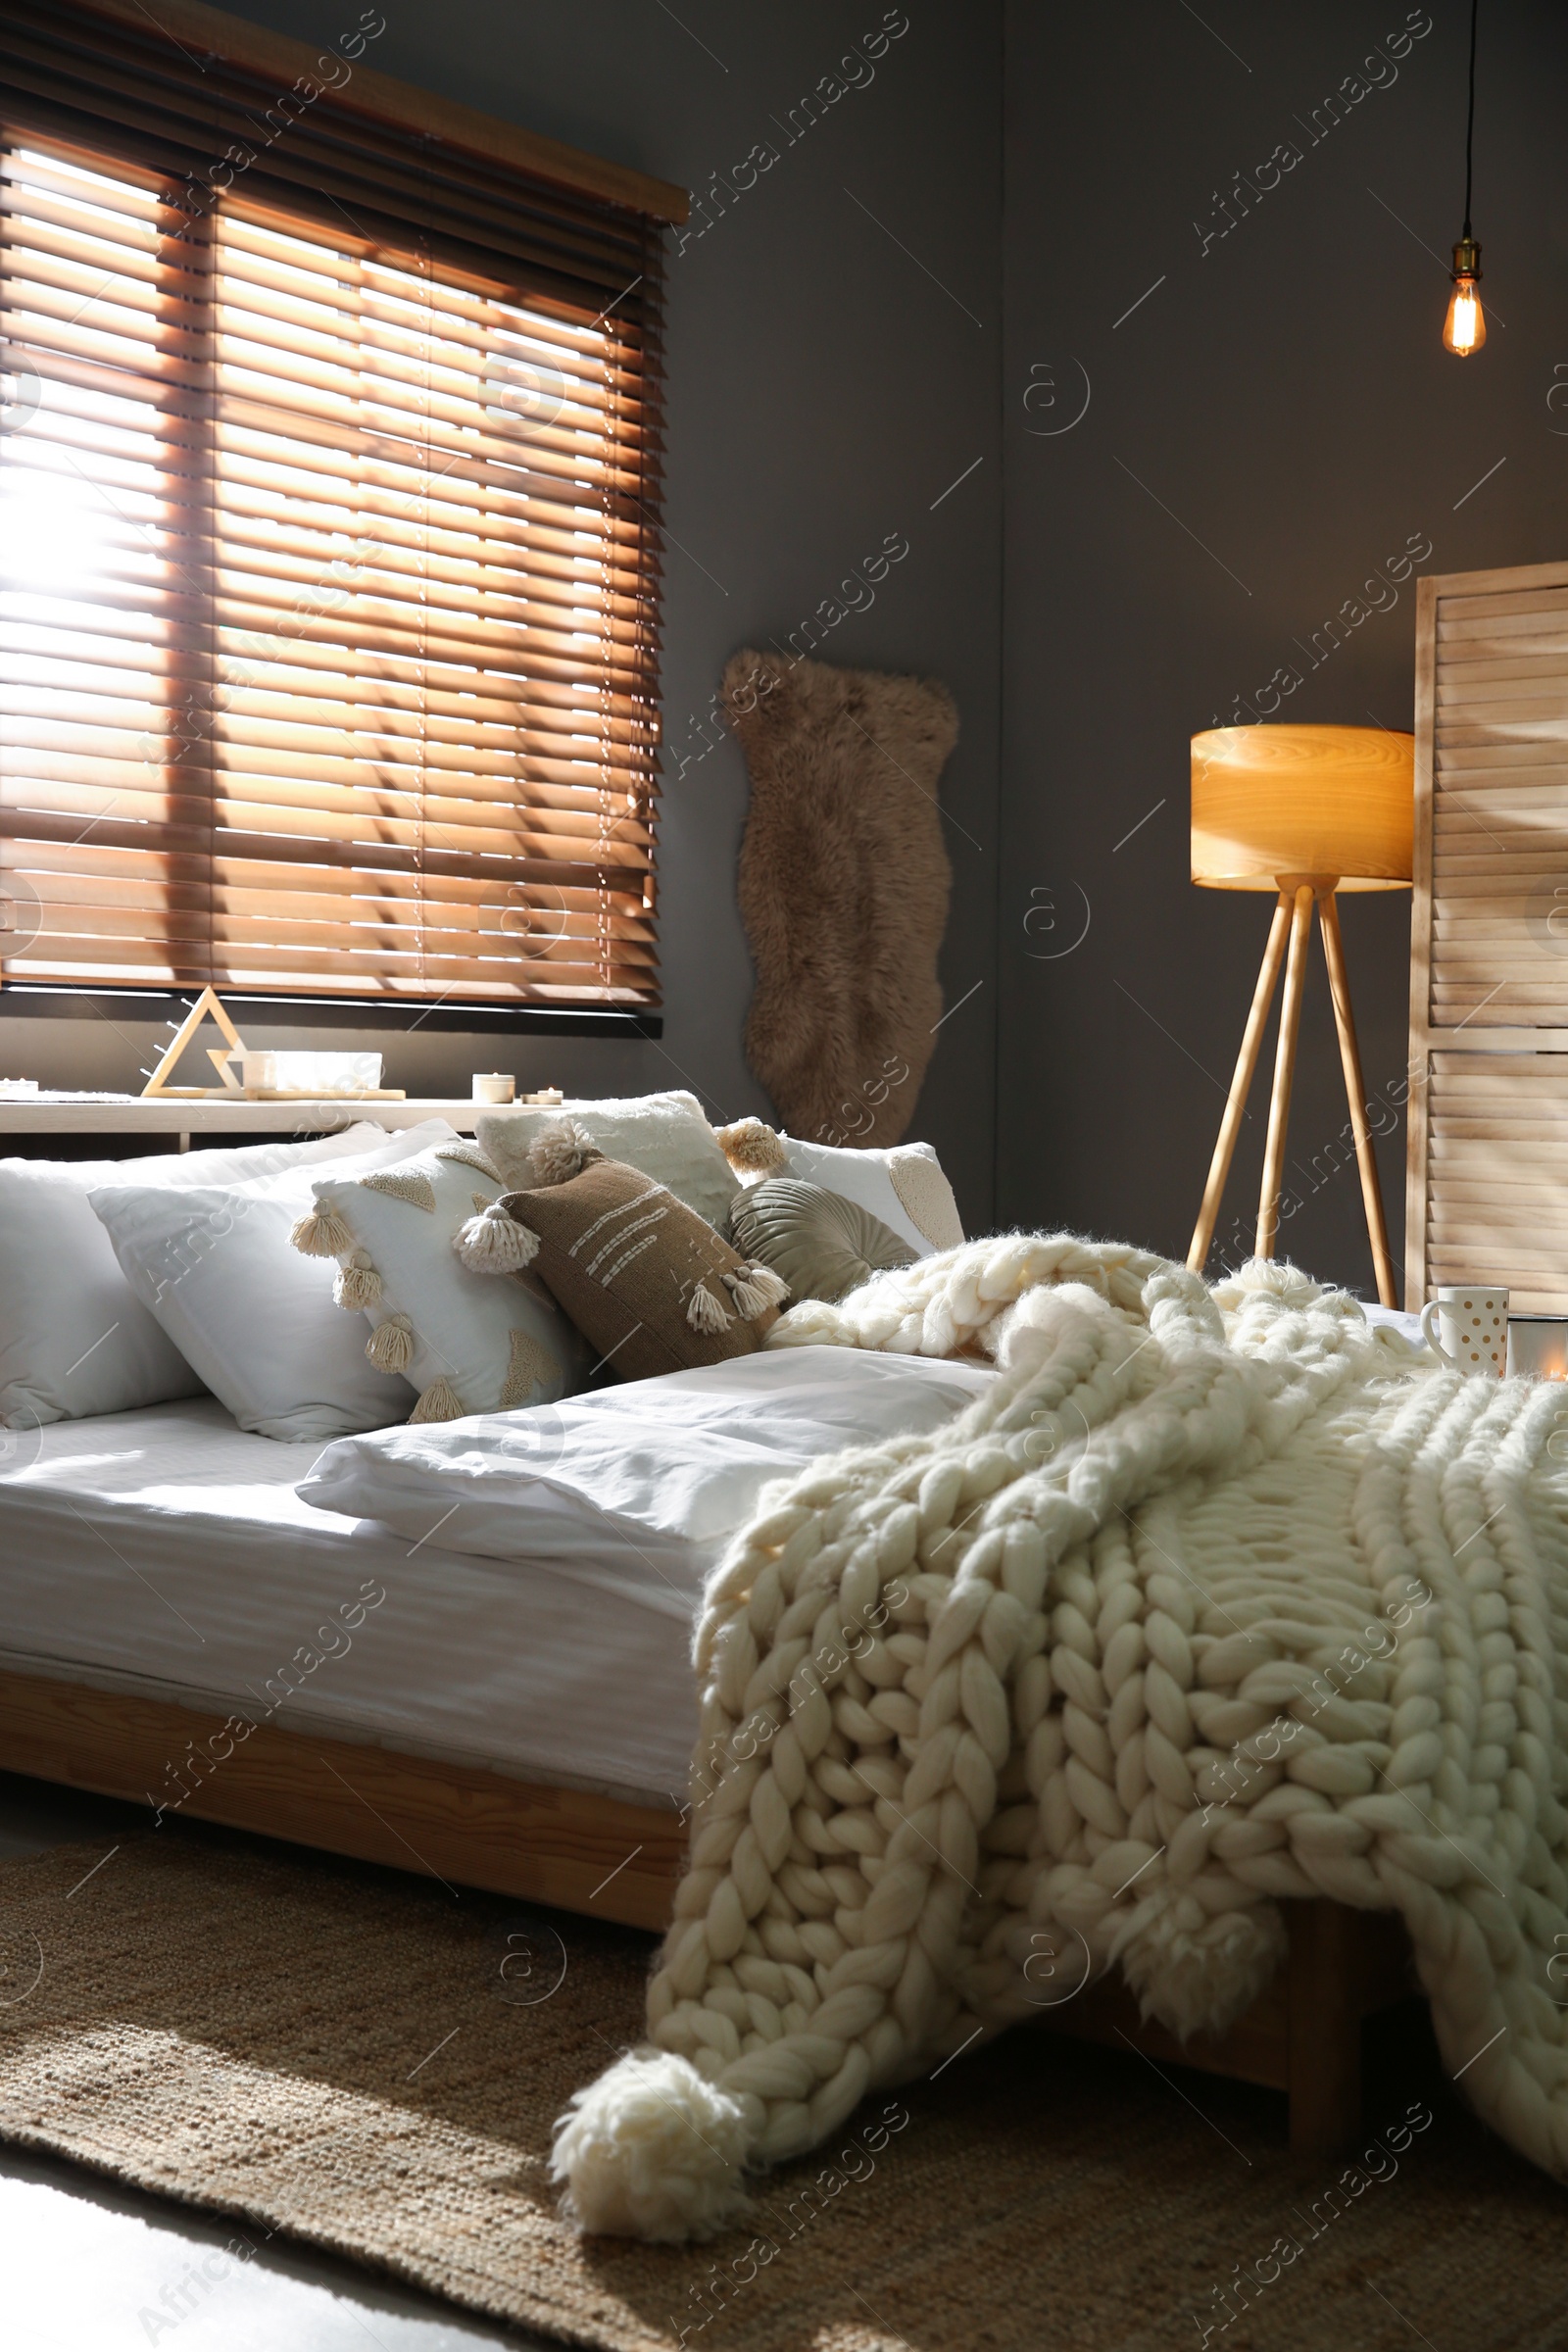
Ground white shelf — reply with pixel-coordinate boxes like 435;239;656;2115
0;1098;483;1137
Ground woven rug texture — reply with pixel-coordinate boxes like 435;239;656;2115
0;1828;1564;2352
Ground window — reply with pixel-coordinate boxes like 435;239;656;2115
0;5;675;1011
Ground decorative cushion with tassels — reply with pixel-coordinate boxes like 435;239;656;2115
464;1119;786;1382
295;1138;591;1424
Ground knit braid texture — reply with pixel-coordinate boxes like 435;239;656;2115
551;1237;1568;2240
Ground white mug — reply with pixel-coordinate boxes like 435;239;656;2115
1421;1286;1509;1375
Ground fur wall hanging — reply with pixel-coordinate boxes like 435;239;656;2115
721;650;956;1150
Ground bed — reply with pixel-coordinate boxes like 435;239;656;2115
0;1350;1417;2158
0;1351;993;1925
0;1393;697;1922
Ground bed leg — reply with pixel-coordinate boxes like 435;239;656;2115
1286;1900;1362;2155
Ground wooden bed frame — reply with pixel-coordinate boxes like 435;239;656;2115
0;1665;1417;2155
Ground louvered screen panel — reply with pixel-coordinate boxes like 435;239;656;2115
1426;1054;1568;1311
0;0;678;1010
1430;580;1568;1027
1407;564;1568;1310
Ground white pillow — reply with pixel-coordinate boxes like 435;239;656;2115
299;1138;591;1423
774;1136;963;1257
0;1121;406;1428
88;1120;456;1442
477;1090;739;1229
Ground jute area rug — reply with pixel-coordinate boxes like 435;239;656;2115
0;1828;1565;2352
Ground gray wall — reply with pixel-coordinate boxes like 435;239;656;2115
1;2;1003;1230
15;2;1562;1289
999;0;1568;1298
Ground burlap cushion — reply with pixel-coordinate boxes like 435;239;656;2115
496;1157;783;1381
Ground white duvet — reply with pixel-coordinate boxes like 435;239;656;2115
299;1347;996;1615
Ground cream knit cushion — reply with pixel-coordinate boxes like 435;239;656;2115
553;1239;1568;2240
478;1092;741;1230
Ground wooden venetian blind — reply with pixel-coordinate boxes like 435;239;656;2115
1406;561;1568;1311
0;0;681;1008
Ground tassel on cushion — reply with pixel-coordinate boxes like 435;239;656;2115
333;1249;382;1310
686;1278;732;1335
365;1313;415;1375
453;1200;538;1274
723;1261;789;1319
290;1203;354;1257
410;1375;464;1423
714;1117;787;1177
527;1117;604;1188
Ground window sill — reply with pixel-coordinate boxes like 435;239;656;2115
0;988;662;1040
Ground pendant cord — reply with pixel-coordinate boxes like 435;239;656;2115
1462;0;1478;239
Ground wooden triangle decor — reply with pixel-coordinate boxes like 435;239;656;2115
140;986;248;1099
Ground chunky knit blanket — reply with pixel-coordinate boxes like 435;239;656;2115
552;1239;1568;2240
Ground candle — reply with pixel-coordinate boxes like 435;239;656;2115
1506;1316;1568;1381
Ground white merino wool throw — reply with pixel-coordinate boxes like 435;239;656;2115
552;1237;1568;2241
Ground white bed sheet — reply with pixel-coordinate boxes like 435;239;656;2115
0;1351;993;1810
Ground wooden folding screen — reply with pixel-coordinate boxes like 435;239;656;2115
1406;560;1568;1311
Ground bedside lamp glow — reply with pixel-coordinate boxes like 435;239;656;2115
1187;723;1414;1307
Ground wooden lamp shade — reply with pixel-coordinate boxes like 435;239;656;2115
1191;724;1414;890
1187;724;1415;1308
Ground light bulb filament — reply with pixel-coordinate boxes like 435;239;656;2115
1445;279;1485;355
1444;238;1486;356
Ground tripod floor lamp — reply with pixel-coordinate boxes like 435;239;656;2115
1186;724;1414;1307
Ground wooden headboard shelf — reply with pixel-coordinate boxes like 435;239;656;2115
1406;560;1568;1312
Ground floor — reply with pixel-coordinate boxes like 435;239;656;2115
0;1771;557;2352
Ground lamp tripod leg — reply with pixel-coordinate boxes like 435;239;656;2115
1188;892;1293;1273
1256;885;1315;1259
1318;892;1397;1309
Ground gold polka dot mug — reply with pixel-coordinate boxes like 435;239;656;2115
1420;1285;1509;1376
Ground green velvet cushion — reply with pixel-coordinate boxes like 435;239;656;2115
728;1176;915;1304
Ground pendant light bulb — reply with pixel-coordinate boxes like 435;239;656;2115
1444;237;1486;356
1445;0;1485;357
